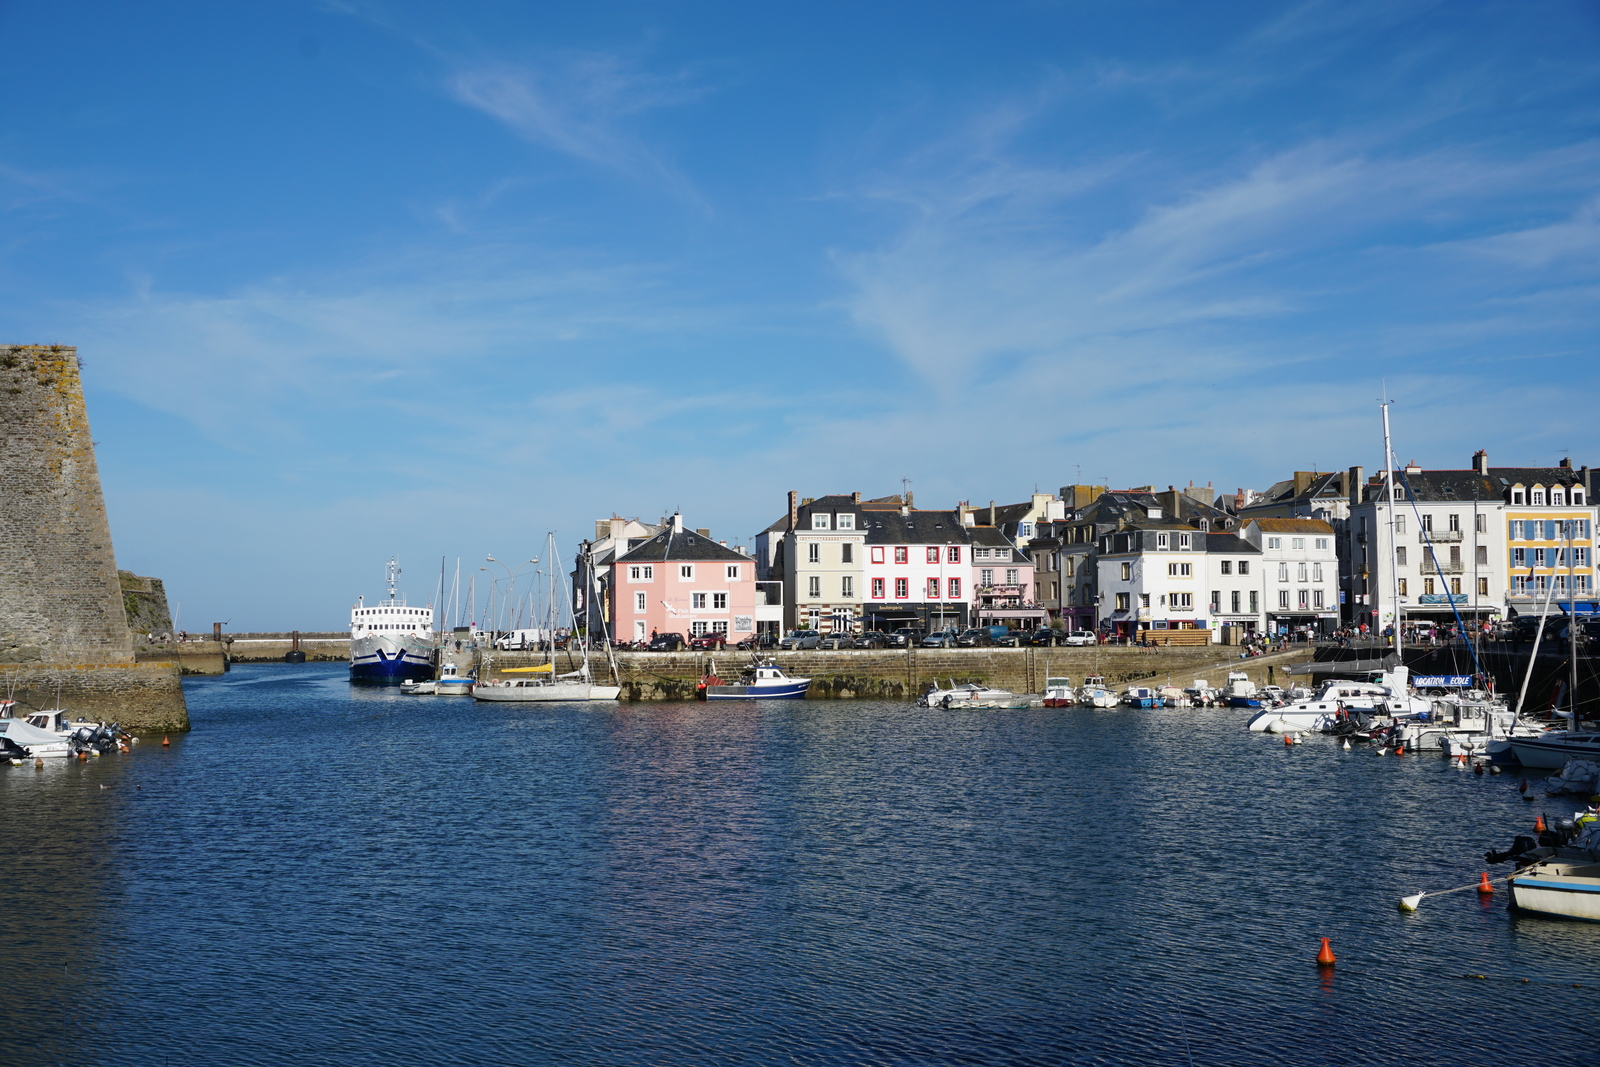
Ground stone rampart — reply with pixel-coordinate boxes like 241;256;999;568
0;345;188;730
0;660;188;732
474;645;1304;702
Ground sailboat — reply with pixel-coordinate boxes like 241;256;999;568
472;534;621;703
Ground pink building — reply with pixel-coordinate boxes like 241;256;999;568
608;516;758;644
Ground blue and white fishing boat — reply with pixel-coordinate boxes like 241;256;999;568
698;662;809;700
349;559;435;686
434;662;473;696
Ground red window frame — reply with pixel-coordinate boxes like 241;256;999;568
947;578;961;598
894;547;908;564
925;547;939;564
871;578;885;599
895;578;909;598
947;546;961;563
927;577;940;599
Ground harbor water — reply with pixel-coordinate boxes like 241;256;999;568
4;663;1600;1065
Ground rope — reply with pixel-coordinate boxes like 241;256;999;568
1412;871;1514;901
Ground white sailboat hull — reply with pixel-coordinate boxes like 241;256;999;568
473;682;620;702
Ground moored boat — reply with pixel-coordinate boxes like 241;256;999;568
1042;677;1075;707
350;559;435;685
698;662;810;700
434;662;473;696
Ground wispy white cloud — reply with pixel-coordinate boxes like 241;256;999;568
446;53;703;197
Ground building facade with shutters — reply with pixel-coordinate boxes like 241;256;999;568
608;516;758;643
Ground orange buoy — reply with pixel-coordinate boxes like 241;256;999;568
1394;745;1405;757
1478;872;1494;895
1519;778;1529;794
162;736;170;747
1284;734;1294;747
1316;937;1336;966
1536;814;1546;834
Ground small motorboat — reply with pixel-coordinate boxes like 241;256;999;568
399;679;436;695
699;662;809;700
1078;681;1117;709
1042;678;1075;707
1224;671;1262;709
434;662;473;696
1122;686;1158;708
917;680;1015;708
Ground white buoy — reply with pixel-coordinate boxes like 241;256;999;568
1399;892;1425;912
1342;739;1352;750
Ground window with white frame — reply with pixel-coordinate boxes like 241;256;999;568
812;513;831;530
1533;488;1546;505
634;592;646;612
947;546;960;563
1278;590;1290;609
1297;563;1308;582
837;513;855;530
840;577;854;599
1278;563;1289;582
726;565;739;580
1220;560;1232;575
1239;561;1250;575
1512;488;1525;505
1298;589;1309;609
1006;569;1019;585
1171;593;1192;609
680;565;693;579
713;593;727;610
894;547;908;564
1292;538;1305;550
1140;593;1150;607
872;578;884;598
1314;590;1324;608
808;576;821;598
947;578;961;598
691;621;708;636
1315;538;1329;550
927;578;940;598
1168;562;1191;576
712;621;728;634
692;593;707;610
629;565;653;580
1157;533;1169;550
1448;513;1461;531
808;544;820;564
1476;514;1487;533
1267;537;1281;549
926;547;939;564
981;568;994;585
1179;534;1191;550
1312;563;1323;582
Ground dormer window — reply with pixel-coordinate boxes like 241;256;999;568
1532;488;1546;506
1575;489;1586;506
1512;487;1525;505
836;513;855;531
812;513;831;530
1156;533;1169;550
1551;488;1566;506
1199;519;1210;532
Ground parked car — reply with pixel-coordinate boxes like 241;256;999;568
856;631;896;649
892;627;926;646
736;632;779;650
647;632;686;651
1021;628;1060;647
922;629;960;648
818;633;857;650
955;628;993;648
779;629;822;650
1063;630;1097;647
689;631;727;650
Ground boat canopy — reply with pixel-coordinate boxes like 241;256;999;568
3;720;68;745
502;664;554;674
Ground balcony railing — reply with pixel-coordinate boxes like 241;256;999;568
1420;529;1462;543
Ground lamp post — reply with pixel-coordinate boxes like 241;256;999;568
482;555;538;641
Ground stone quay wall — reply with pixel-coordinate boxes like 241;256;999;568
0;660;188;732
474;645;1304;702
221;633;348;663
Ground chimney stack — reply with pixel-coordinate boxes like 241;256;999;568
672;512;684;533
787;490;798;531
1347;466;1364;506
1560;456;1572;469
852;490;861;504
1473;449;1489;475
989;500;996;526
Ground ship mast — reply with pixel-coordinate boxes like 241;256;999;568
1381;401;1403;662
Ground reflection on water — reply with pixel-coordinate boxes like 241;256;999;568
3;662;1600;1065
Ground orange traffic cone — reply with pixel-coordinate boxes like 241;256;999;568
1477;872;1494;895
1316;937;1336;966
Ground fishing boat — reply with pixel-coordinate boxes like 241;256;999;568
698;662;810;700
1042;678;1075;707
349;559;435;685
1223;671;1263;709
1121;686;1157;708
434;662;473;696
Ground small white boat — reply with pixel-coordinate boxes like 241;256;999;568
1121;686;1157;708
1;717;79;758
473;663;620;702
434;662;473;696
1224;671;1262;709
918;680;1015;708
1510;856;1600;922
399;679;436;695
1245;669;1429;733
1078;678;1117;708
1507;728;1600;770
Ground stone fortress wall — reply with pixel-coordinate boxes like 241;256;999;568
0;346;187;731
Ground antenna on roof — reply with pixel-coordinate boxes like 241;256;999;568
901;476;912;504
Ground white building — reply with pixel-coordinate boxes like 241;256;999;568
1239;518;1340;637
1094;522;1210;640
1203;532;1264;637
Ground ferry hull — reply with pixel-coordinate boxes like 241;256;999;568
349;640;434;686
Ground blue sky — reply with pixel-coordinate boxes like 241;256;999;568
2;0;1597;630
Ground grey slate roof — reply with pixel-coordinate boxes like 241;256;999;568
1206;533;1260;554
862;510;972;545
616;528;753;564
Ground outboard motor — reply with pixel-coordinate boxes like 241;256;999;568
1485;835;1539;864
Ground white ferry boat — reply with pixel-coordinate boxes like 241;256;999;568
349;559;435;686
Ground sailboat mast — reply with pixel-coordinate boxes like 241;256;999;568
1381;401;1403;661
1571;517;1580;720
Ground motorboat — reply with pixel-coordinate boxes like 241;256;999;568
1042;678;1075;708
1157;685;1185;707
1224;671;1262;709
917;680;1015;708
1244;668;1431;733
1078;680;1117;708
1122;686;1158;708
699;662;810;700
1184;681;1218;707
0;716;82;758
398;679;436;695
434;662;473;696
1390;696;1538;753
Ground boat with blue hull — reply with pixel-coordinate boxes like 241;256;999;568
698;662;809;700
349;559;435;686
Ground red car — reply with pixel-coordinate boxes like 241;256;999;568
688;631;728;650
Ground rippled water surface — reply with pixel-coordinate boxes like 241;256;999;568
4;663;1600;1065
